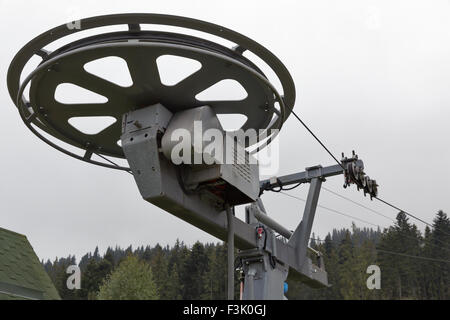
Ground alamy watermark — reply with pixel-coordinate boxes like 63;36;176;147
66;265;81;290
65;6;82;30
166;122;280;176
366;265;381;290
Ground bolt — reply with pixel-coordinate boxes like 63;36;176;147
133;121;142;129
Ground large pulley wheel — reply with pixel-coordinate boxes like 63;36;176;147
8;14;296;171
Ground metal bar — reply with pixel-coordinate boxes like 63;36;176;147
35;49;50;59
226;204;235;300
253;209;292;239
288;177;323;265
239;278;244;300
83;149;93;160
128;23;141;32
25;111;37;123
260;163;359;190
246;268;256;300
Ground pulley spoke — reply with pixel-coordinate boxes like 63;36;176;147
125;52;162;93
174;63;225;96
63;68;126;102
55;102;120;119
208;100;249;115
93;121;122;142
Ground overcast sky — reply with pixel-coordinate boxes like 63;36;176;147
0;0;449;262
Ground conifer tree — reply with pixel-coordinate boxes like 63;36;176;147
97;255;158;300
180;242;209;299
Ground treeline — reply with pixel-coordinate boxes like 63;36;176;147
44;239;233;300
43;210;449;300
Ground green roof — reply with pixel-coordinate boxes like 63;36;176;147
0;227;60;300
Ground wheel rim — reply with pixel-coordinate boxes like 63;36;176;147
8;13;296;170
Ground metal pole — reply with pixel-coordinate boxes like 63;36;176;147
292;177;322;265
226;204;234;300
247;268;256;300
239;273;244;300
252;209;292;239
